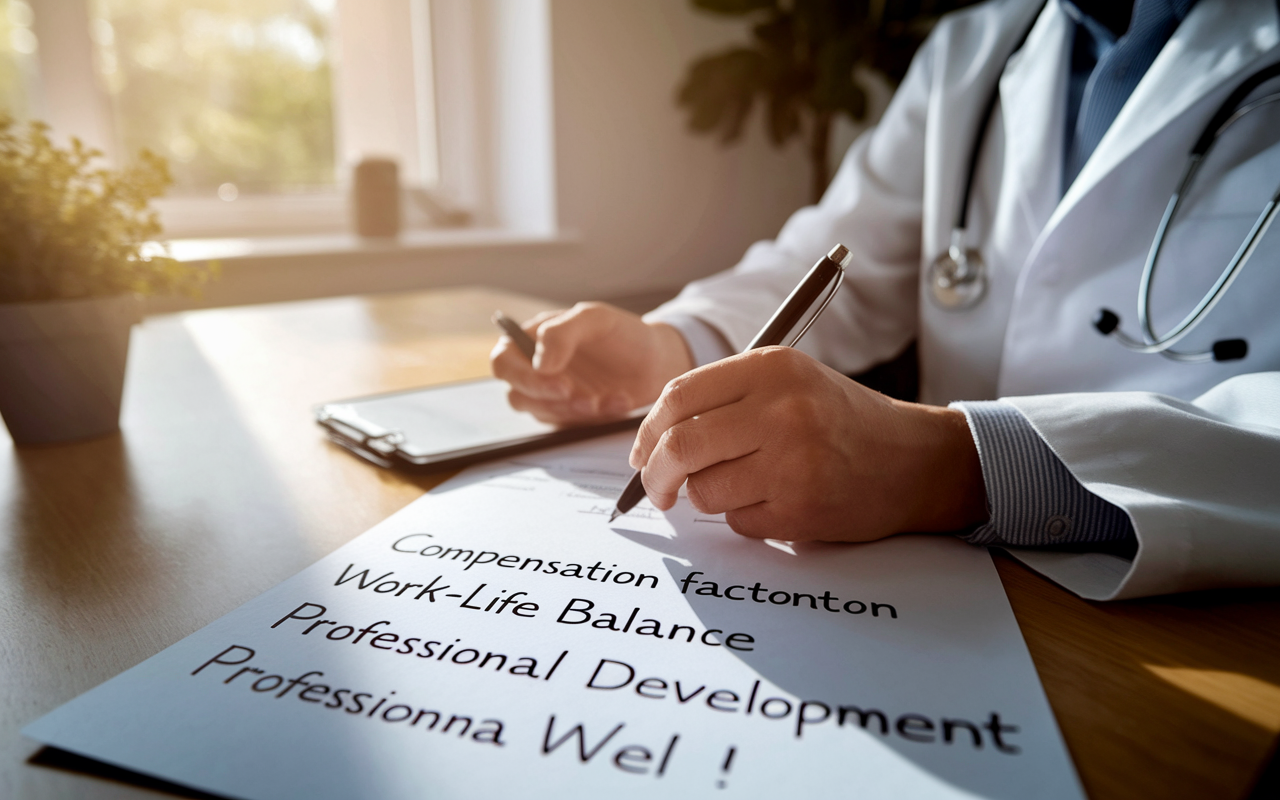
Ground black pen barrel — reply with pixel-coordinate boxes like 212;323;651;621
492;311;537;360
611;470;648;522
745;247;845;350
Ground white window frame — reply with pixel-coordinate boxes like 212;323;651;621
154;0;443;238
425;0;557;235
1;0;41;118
25;0;556;240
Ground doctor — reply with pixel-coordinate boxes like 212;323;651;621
492;0;1280;601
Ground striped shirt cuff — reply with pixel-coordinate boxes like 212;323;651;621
951;400;1135;547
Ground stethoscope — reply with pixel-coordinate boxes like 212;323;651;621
927;26;1280;363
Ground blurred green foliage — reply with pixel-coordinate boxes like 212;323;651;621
0;116;213;303
91;0;336;195
678;0;980;202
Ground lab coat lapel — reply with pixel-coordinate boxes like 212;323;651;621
1040;0;1280;240
995;2;1072;253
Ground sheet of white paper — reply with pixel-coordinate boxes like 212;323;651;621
25;434;1083;800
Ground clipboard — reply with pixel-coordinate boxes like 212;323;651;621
315;378;644;472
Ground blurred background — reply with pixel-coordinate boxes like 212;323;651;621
1;0;910;312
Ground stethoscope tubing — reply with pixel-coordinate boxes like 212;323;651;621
932;18;1280;363
1120;88;1280;359
1118;183;1279;359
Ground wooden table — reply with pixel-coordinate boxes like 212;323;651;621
2;287;1277;800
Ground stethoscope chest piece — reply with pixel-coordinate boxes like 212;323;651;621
928;239;988;310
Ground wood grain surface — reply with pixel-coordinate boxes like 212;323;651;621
1;287;1276;799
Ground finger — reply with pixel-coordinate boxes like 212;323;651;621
491;309;565;381
492;309;563;370
533;303;618;373
522;309;566;335
508;388;633;425
565;384;639;420
723;501;778;540
641;401;761;510
490;335;526;380
630;356;754;468
684;450;776;515
507;389;582;424
490;333;528;368
508;391;562;423
491;337;572;400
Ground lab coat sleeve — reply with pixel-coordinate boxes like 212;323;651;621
659;314;734;368
997;371;1280;600
644;27;933;376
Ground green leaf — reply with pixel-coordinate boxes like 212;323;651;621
677;0;987;152
676;49;769;143
789;0;851;50
812;37;867;119
750;15;794;56
766;91;804;146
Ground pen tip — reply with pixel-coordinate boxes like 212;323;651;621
608;509;622;523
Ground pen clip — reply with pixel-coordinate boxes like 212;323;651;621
785;265;845;347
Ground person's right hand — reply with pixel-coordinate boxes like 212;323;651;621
490;302;694;425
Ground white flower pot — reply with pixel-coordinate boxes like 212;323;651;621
0;295;141;444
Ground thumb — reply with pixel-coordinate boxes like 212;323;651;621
533;304;615;373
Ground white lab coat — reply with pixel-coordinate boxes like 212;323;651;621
649;0;1280;600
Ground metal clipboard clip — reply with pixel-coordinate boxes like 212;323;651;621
317;405;406;456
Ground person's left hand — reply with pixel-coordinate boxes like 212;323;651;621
629;347;989;542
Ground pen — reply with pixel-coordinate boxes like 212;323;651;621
609;243;851;523
492;311;537;360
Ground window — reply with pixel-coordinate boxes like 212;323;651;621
1;0;37;118
16;0;555;243
21;0;450;237
89;0;339;199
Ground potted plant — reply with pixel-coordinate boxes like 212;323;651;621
677;0;980;204
0;116;211;444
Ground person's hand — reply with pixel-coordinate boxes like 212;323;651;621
490;302;695;425
628;347;988;542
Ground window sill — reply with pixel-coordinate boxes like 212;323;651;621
165;227;578;264
145;227;583;312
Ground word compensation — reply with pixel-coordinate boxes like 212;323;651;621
392;533;660;589
678;571;898;619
